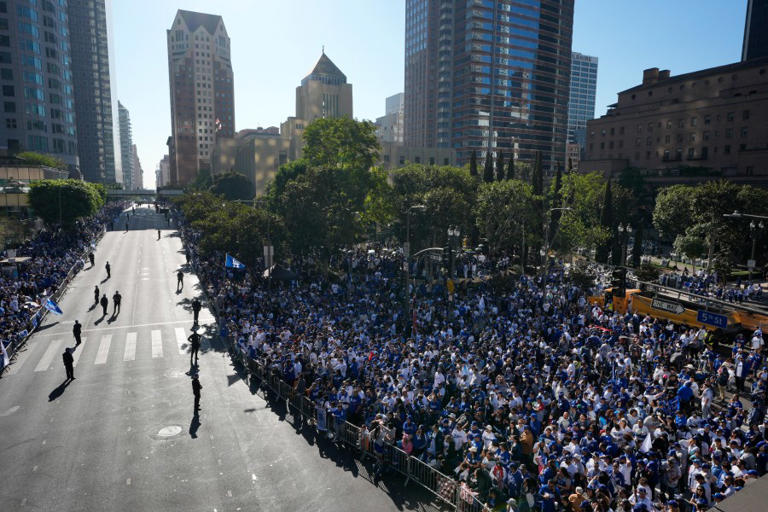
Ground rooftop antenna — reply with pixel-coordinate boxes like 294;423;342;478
322;45;325;54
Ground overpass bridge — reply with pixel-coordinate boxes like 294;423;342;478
106;188;184;200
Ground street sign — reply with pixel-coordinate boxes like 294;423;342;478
697;310;728;329
651;298;685;315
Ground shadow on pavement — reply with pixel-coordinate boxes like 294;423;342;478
189;413;201;438
48;379;72;401
34;321;59;333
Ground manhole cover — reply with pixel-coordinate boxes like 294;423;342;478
157;425;183;437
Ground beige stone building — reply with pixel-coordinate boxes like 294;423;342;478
378;142;457;170
212;128;290;196
583;57;768;182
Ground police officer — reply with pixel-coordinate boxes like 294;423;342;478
112;290;122;315
192;375;202;411
88;252;95;267
192;298;201;324
105;261;111;279
188;330;201;366
100;294;109;316
176;269;184;291
93;285;100;306
63;347;75;381
73;320;82;346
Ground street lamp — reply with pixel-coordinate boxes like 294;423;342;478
617;223;632;266
447;226;461;278
724;211;768;281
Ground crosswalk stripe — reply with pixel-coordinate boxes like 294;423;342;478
175;327;187;354
151;330;163;358
34;339;64;372
72;337;86;367
94;334;112;365
124;332;137;361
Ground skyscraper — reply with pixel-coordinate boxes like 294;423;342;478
567;52;598;150
68;0;117;183
743;0;768;61
404;0;574;173
376;93;404;144
0;0;79;166
130;143;142;189
295;51;352;122
118;100;133;189
167;10;234;187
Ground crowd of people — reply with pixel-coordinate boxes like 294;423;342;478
180;216;768;512
0;203;125;364
659;269;764;305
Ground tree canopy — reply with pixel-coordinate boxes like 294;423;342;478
209;171;255;201
29;179;104;227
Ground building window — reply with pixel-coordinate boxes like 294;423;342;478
746;166;754;176
726;112;734;121
666;121;672;129
635;124;641;134
601;129;606;136
690;117;697;127
610;127;615;136
701;147;708;159
687;148;695;159
5;117;15;128
619;126;624;135
646;137;652;146
618;140;623;149
678;119;685;128
600;142;604;150
724;145;731;155
689;134;696;143
663;150;670;160
1;84;12;96
741;127;748;138
647;122;653;132
3;100;14;112
704;115;711;126
664;135;670;144
635;138;641;147
740;144;746;151
645;151;650;160
725;128;733;138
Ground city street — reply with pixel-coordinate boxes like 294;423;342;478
0;206;429;512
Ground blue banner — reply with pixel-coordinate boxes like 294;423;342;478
225;253;245;270
44;298;63;315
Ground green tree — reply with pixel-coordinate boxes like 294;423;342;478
483;151;494;183
475;179;536;259
555;172;609;255
652;184;695;242
302;117;379;171
469;150;478;177
28;179;104;227
496;149;505;181
548;166;563;248
17;151;67;169
189;168;213;191
209;171;255;201
595;179;613;263
506;153;515;181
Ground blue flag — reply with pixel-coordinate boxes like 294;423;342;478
225;253;245;269
44;298;63;315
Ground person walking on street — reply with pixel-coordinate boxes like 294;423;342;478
63;347;74;381
112;290;121;315
192;298;201;324
88;252;95;267
185;250;190;265
192;374;202;411
188;330;201;366
93;285;100;305
157;229;161;240
105;261;111;279
100;294;108;316
73;320;82;346
125;219;129;232
176;270;184;292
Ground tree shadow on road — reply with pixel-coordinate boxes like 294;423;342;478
48;380;72;401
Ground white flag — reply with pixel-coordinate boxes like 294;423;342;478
1;340;9;368
640;432;652;453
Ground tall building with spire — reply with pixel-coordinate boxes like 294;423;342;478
403;0;574;173
167;10;234;186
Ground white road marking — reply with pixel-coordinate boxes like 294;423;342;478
151;330;163;358
32;317;216;337
124;332;137;361
126;478;131;486
32;465;38;472
34;339;64;372
72;337;85;366
94;334;112;365
175;327;187;354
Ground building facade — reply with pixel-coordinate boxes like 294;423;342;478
156;154;170;188
403;0;574;173
376;92;404;144
0;0;79;166
582;58;768;181
743;0;768;61
117;100;133;189
567;52;597;152
167;10;234;187
130;143;142;189
212;128;289;196
68;0;117;183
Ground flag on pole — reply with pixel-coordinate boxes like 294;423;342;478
44;298;63;315
225;253;245;269
1;340;9;368
640;432;652;453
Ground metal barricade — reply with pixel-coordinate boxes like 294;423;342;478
455;483;486;512
387;445;411;478
408;456;457;507
340;422;361;449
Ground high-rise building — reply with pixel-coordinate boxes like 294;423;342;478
403;0;574;173
0;0;79;167
167;10;234;187
376;93;404;144
743;0;768;61
156;154;170;188
295;51;352;122
68;0;117;183
117;100;133;189
130;143;142;189
567;52;598;153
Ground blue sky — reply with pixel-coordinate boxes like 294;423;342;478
111;1;747;188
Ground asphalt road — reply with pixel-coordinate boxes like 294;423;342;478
0;205;437;512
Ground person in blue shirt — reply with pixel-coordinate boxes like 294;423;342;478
677;380;694;414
